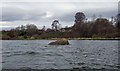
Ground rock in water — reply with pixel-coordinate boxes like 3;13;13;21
48;38;69;45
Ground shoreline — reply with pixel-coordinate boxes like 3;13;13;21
1;38;120;40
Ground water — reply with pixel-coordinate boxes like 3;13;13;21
1;40;119;69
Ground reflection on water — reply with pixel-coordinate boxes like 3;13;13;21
2;40;119;69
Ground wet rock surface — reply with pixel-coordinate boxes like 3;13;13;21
48;39;69;45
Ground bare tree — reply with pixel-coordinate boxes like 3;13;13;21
21;25;25;31
92;14;96;22
42;26;46;31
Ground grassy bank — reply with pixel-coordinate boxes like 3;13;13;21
51;38;120;40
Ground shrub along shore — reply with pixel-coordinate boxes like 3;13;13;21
1;37;120;40
1;12;120;40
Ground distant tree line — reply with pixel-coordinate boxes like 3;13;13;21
1;12;120;40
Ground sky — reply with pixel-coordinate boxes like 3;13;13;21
0;0;119;30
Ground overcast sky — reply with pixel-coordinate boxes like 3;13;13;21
0;0;119;30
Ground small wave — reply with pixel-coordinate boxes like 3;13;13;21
24;51;39;55
23;43;29;45
91;63;100;65
13;51;39;55
73;66;91;69
2;61;6;63
65;59;73;63
116;64;120;68
2;54;12;57
45;53;53;56
82;51;89;55
20;67;32;69
12;51;24;55
3;51;39;57
70;62;85;66
81;66;91;69
44;52;63;57
104;64;118;68
77;62;85;65
3;51;11;54
54;53;63;56
11;51;24;56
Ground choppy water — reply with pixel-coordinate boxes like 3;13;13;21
1;40;119;69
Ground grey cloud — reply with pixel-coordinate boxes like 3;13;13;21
54;9;117;23
58;12;75;22
87;9;117;19
2;7;27;21
1;2;117;22
2;6;46;21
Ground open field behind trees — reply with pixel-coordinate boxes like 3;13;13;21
1;12;120;40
